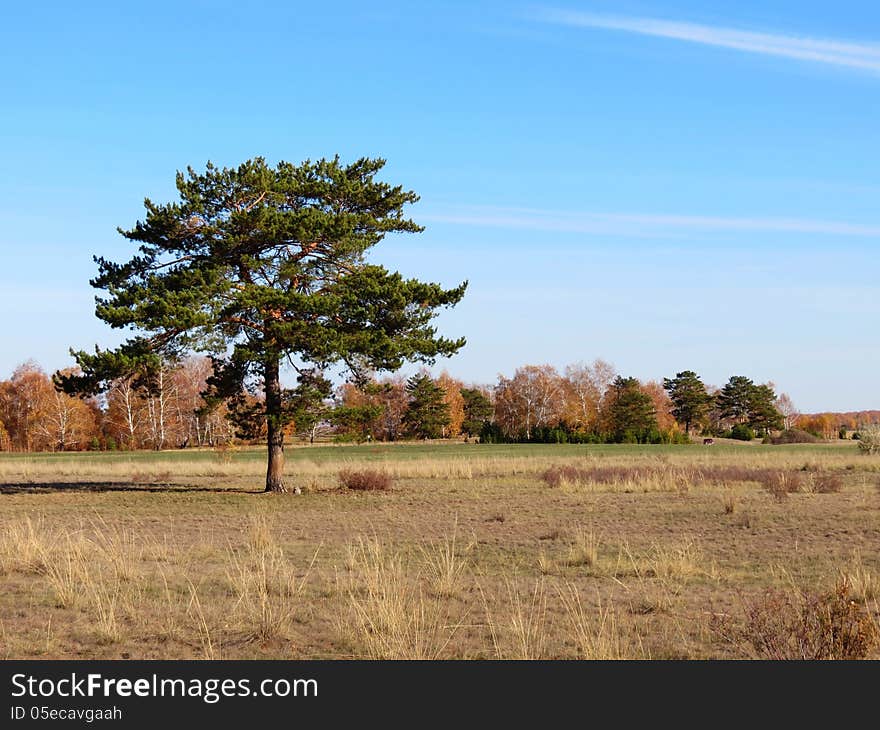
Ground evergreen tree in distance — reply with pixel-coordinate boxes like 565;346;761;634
716;375;783;435
58;157;467;492
716;375;755;424
403;374;450;439
663;370;712;435
460;387;493;437
605;376;657;443
747;383;784;435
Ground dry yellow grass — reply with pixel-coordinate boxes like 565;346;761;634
840;549;878;602
2;441;875;486
557;584;647;659
225;518;320;643
0;442;878;659
339;536;460;659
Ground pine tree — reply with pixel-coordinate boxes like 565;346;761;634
716;376;783;434
716;376;755;424
403;374;450;439
662;370;712;434
605;376;657;443
747;383;784;435
57;157;466;491
461;387;493;437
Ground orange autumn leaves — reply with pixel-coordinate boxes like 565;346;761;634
0;358;230;451
0;362;97;451
336;371;469;440
493;361;676;440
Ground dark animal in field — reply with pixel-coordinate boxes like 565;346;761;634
703;438;715;446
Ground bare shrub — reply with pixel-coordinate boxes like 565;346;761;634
721;490;737;514
711;582;878;659
857;423;880;455
757;470;803;500
542;463;814;496
770;429;820;445
814;473;843;494
338;469;393;491
130;470;172;485
566;528;599;568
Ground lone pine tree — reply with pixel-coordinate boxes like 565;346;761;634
58;157;466;492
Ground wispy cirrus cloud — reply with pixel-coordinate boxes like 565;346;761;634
531;7;880;74
421;205;880;238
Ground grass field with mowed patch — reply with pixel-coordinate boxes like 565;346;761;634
1;441;878;659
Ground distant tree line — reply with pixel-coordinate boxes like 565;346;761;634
0;357;874;452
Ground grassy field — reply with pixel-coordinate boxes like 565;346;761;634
1;441;878;659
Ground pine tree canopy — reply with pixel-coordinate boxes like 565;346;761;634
58;156;467;491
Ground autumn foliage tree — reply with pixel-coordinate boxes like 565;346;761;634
436;372;465;437
775;392;799;431
0;362;98;451
333;377;409;441
58;157;466;491
494;365;563;440
561;359;616;433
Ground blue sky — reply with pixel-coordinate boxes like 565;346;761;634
1;1;878;411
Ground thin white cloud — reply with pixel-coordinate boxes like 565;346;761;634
533;8;880;74
422;205;880;237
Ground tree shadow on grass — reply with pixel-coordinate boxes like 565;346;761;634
0;482;261;495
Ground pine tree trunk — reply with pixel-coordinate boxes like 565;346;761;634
264;357;286;493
